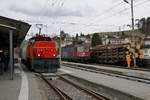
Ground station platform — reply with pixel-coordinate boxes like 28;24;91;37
63;61;150;80
0;62;43;100
59;65;150;100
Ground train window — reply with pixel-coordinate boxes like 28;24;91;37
35;39;40;41
85;46;89;52
43;38;47;41
46;38;51;41
30;40;35;43
77;47;84;52
42;38;51;41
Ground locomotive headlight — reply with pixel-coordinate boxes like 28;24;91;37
53;54;55;56
38;54;40;56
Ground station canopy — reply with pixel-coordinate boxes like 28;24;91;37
0;16;31;49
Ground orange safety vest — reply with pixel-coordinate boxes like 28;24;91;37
126;56;131;62
126;56;131;68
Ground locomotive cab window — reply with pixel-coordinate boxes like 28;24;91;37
77;47;84;52
30;40;35;43
85;46;89;52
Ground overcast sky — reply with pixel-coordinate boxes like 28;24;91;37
0;0;150;39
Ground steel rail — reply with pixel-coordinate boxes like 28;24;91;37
58;75;111;100
63;63;150;84
63;61;150;72
40;74;73;100
91;63;150;72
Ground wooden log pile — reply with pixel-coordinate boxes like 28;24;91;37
90;43;144;64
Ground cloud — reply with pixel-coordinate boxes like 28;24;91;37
10;5;82;17
9;0;96;18
1;0;150;36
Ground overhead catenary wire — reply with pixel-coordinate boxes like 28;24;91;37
58;0;149;34
135;0;150;6
60;1;129;33
80;0;150;34
95;0;150;22
28;0;132;34
26;0;150;36
90;0;148;24
49;0;125;30
87;1;124;25
63;1;127;34
77;0;150;33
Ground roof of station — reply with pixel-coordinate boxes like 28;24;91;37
0;16;31;49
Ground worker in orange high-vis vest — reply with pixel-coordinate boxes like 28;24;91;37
126;55;131;68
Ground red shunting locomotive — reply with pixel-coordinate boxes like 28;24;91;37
21;36;59;72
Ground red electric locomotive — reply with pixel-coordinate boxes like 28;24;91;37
21;36;59;72
73;45;91;61
61;44;91;62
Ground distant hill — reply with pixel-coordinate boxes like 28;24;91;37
88;29;142;37
100;29;141;35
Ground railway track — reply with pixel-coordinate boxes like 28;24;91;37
68;61;150;72
39;74;111;100
91;63;150;72
62;63;150;84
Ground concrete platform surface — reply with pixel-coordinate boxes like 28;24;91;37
0;63;43;100
63;61;150;80
60;66;150;100
0;68;21;100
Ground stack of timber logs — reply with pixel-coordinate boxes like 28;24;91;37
90;43;144;64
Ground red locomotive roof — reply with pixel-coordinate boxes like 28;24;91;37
29;36;51;41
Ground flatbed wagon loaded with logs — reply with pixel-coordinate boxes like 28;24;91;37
90;43;144;66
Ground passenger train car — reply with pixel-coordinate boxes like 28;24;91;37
20;36;59;72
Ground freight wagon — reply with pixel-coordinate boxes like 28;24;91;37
90;43;144;66
91;44;129;65
61;45;73;61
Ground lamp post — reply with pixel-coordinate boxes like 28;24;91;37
123;0;136;67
